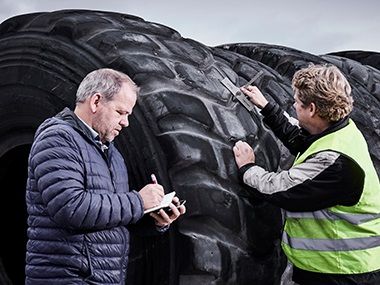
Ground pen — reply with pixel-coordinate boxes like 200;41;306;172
151;174;158;184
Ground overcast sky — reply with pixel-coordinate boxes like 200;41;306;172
0;0;378;55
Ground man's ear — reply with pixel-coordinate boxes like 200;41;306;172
309;102;317;117
89;93;101;113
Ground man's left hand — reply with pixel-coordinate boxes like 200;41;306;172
233;140;255;168
150;196;186;227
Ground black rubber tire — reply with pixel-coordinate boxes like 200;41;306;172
320;54;380;102
218;43;326;80
327;51;380;70
209;46;296;170
0;10;288;285
218;43;380;176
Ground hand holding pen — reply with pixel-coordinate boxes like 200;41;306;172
139;174;164;210
147;173;186;227
151;173;185;209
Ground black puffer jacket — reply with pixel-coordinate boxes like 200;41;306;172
25;108;144;284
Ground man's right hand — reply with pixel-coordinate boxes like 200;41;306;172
240;85;268;109
139;183;164;210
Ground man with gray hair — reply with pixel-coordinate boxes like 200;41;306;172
25;68;186;284
233;64;380;284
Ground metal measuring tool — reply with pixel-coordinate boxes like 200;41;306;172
220;70;264;112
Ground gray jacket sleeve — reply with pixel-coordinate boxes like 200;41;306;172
241;151;364;211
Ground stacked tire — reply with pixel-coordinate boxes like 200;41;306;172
0;10;378;285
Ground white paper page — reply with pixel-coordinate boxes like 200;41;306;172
143;191;176;214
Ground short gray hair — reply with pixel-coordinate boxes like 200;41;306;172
76;68;139;103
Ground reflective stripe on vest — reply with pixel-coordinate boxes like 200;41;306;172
286;209;380;225
283;232;380;251
282;119;380;274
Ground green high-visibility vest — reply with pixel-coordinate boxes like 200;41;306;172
282;119;380;274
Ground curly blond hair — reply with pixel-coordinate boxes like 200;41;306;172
292;64;353;122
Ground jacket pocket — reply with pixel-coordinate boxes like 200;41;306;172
81;236;94;281
117;226;129;270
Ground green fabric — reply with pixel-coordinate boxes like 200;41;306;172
283;119;380;274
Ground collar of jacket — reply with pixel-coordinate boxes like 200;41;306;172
55;107;101;146
299;116;350;154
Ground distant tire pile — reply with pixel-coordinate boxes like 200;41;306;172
0;10;378;285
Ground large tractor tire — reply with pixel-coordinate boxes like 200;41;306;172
0;10;289;285
219;43;380;176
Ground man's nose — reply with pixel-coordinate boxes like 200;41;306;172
120;116;129;127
